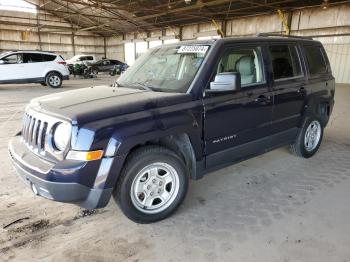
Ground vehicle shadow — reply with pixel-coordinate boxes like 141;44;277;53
154;139;350;250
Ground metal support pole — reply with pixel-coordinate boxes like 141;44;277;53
103;36;107;59
122;33;126;62
36;12;42;50
287;11;293;35
147;32;151;49
179;26;183;41
71;32;76;56
161;28;166;44
222;20;227;38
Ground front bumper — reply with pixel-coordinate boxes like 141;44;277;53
8;136;112;209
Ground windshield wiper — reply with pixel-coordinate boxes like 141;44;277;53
129;82;154;91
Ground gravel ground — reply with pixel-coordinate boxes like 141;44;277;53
0;78;349;262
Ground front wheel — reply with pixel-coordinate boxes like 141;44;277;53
92;69;99;75
114;146;188;223
109;70;117;76
290;117;324;158
45;72;62;88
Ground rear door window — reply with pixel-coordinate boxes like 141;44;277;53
82;56;94;61
303;45;327;76
23;53;43;63
269;45;302;80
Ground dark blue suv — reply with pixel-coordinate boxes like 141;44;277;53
8;36;335;223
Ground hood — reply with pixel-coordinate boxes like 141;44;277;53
30;86;192;125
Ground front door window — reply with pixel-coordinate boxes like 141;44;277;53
213;47;264;87
2;54;23;64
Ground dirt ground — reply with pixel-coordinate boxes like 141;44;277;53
0;77;349;262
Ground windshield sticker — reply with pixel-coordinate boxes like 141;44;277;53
177;45;209;54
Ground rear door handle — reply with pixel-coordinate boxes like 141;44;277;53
298;87;306;95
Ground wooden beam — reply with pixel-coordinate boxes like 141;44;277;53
133;0;235;21
0;20;78;31
135;0;296;26
47;0;123;35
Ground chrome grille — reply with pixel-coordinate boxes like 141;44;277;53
21;106;71;161
22;113;48;152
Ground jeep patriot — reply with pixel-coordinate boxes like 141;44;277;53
9;35;335;223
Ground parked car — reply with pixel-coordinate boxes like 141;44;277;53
0;50;69;88
89;59;129;76
66;54;96;66
9;35;335;223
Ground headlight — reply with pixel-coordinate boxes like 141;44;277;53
53;122;72;151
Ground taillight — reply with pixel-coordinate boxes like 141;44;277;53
57;61;66;65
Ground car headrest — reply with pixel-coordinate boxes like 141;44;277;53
236;56;255;76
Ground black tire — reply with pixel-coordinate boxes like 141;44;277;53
83;69;91;79
290;116;324;158
40;83;47;86
113;146;188;224
45;72;62;88
109;69;117;76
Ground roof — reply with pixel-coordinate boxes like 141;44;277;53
2;50;57;55
23;0;346;37
1;50;57;55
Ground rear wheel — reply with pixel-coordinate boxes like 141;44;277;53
114;146;188;223
290;117;323;158
45;72;62;88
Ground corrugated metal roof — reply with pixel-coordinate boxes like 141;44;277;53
22;0;348;36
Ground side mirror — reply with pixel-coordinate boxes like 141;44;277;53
0;60;5;64
208;72;241;93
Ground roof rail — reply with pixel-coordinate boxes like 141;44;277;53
256;33;313;40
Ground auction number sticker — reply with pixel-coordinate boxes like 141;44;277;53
178;45;209;54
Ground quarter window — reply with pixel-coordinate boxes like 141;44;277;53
214;47;264;86
303;45;327;76
269;45;302;80
42;54;56;62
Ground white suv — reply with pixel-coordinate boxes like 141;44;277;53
0;50;70;88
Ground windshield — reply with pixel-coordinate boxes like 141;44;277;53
0;51;12;59
117;44;210;93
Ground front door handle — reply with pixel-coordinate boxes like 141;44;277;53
255;95;271;104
